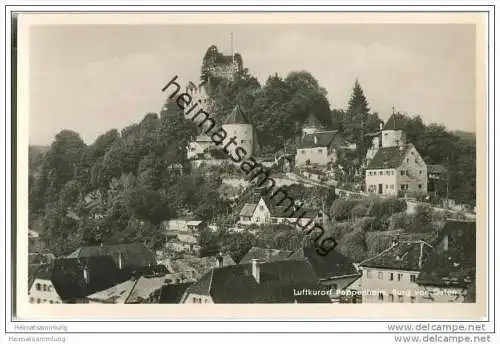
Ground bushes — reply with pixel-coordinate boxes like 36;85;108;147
329;199;359;221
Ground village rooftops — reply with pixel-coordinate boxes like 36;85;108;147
223;104;249;125
366;144;414;170
359;240;433;272
51;255;124;302
289;247;360;281
183;259;331;303
86;275;166;304
165;255;236;280
417;220;476;288
383;113;406;131
67;243;156;271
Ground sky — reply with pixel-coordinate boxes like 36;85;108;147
28;24;476;145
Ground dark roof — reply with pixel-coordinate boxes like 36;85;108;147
427;164;447;174
239;203;257;217
366;144;413;170
239;247;294;264
417;220;476;288
302;113;325;129
383;113;406;130
299;131;338;149
289;247;360;280
184;260;331;303
51;256;124;302
67;243;156;271
159;283;194;303
223;105;249;125
359;240;433;271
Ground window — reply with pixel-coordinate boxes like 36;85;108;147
379;171;383;176
42;284;47;292
255;217;260;223
366;270;372;279
419;170;422;174
415;158;418;163
406;158;409;163
386;170;391;175
400;170;405;176
35;283;41;291
301;150;305;154
318;149;323;153
391;185;395;189
259;205;264;211
378;293;384;301
389;294;394;302
410;296;416;303
398;295;404;303
29;297;34;303
49;300;53;304
241;140;245;144
385;184;388;189
418;184;422;189
389;273;394;281
36;299;40;304
410;275;416;283
397;273;403;281
378;272;384;280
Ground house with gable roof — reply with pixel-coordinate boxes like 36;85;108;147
365;113;428;196
180;259;331;303
416;220;476;303
358;239;434;303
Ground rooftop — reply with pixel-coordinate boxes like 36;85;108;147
223;105;249;125
359;240;433;271
366;144;413;170
383;113;406;131
184;259;331;303
417;220;476;288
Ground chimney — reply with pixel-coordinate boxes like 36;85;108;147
83;265;89;284
251;259;261;284
216;253;223;268
443;234;449;251
118;251;123;270
418;242;424;269
379;121;384;131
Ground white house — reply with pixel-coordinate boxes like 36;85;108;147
238;197;271;225
28;264;62;304
365;143;427;196
295;131;340;167
358;240;433;303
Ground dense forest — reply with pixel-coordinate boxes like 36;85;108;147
28;45;476;257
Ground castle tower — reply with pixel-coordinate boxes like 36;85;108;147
222;105;254;157
381;113;406;148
